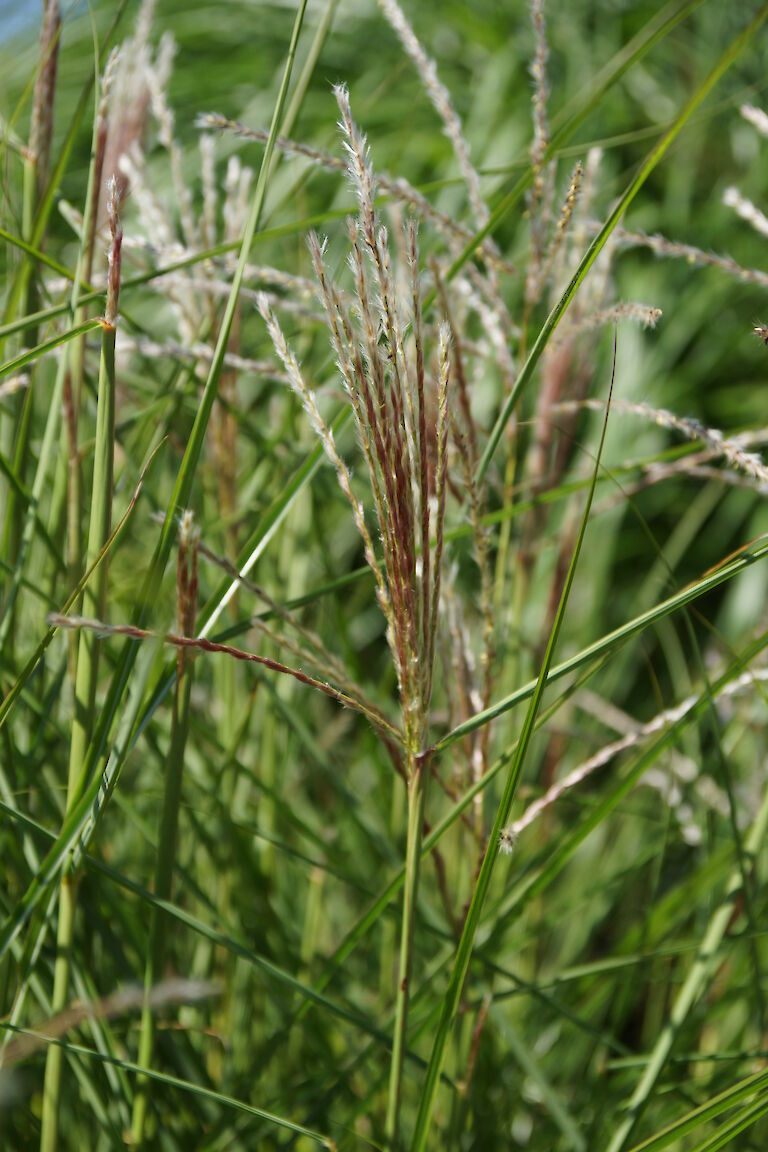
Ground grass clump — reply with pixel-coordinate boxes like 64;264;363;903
2;1;768;1150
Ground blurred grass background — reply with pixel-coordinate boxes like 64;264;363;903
2;1;768;1150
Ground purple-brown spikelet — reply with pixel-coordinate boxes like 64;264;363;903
85;48;120;281
430;258;477;464
409;223;431;656
264;88;452;757
29;0;61;199
105;177;123;328
427;325;451;704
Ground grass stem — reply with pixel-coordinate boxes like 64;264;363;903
39;201;119;1152
385;756;428;1147
131;665;195;1145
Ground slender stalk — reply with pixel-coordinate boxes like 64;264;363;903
0;46;109;660
131;512;198;1144
385;754;428;1147
24;5;311;916
65;47;118;645
39;185;121;1152
0;1;61;649
131;653;195;1144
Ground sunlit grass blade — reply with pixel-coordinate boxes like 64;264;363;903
432;532;768;752
628;1067;768;1152
0;318;102;380
130;512;199;1146
40;193;120;1150
0;225;81;282
685;1097;768;1152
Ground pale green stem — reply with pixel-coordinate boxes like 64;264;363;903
131;663;194;1146
0;178;100;661
39;318;116;1152
385;754;428;1148
381;772;403;1001
0;133;41;646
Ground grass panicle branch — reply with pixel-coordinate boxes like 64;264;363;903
197;111;515;273
377;0;489;230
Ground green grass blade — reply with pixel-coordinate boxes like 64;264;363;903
432;534;768;752
130;661;194;1146
0;225;81;282
628;1068;768;1151
0;318;102;379
0;1026;335;1148
685;1097;768;1152
499;628;768;919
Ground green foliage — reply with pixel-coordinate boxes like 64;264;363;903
2;1;768;1150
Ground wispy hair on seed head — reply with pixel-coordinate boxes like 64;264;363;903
260;90;453;759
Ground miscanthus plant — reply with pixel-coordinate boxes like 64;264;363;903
3;1;768;1150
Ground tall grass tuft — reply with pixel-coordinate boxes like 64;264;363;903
40;176;122;1152
5;1;768;1149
